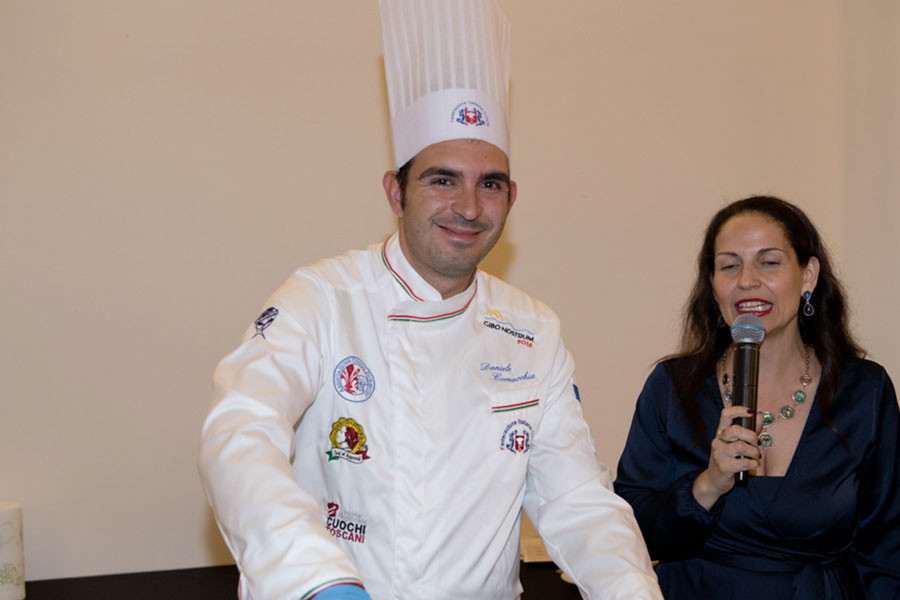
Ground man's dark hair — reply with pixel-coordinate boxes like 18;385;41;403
396;158;413;209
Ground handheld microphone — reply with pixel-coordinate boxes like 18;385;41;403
729;314;765;485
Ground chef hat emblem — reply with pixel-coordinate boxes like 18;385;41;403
379;0;511;167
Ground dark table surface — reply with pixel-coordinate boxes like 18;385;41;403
25;561;581;599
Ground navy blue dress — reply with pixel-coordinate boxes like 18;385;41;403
614;357;900;599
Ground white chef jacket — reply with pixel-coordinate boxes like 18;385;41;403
199;233;661;600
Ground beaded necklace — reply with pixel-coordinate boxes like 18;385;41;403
720;345;812;448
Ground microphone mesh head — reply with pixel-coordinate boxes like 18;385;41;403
730;314;766;344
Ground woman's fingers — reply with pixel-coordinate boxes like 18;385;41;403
711;406;761;471
697;406;763;505
722;439;760;461
715;406;758;446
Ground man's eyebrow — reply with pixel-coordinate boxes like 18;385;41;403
480;171;510;185
418;167;461;181
416;167;510;185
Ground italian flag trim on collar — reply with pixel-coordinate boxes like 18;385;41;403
382;238;478;323
381;237;425;301
388;279;478;322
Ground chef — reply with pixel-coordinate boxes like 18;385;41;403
198;1;661;599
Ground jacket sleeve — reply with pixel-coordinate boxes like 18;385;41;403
522;337;663;600
613;362;724;562
851;366;900;596
198;272;364;600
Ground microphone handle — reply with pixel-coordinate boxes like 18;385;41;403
731;341;759;485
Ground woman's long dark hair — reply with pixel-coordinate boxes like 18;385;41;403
670;196;864;441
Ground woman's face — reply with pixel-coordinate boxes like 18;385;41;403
712;212;819;341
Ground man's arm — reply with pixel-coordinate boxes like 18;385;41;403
522;339;662;600
198;273;365;600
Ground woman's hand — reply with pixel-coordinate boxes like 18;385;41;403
692;406;760;510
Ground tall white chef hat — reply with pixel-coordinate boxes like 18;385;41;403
379;0;511;168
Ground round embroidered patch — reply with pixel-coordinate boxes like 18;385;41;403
499;418;533;454
333;356;376;402
326;418;371;464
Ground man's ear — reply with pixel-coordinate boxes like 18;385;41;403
383;170;404;217
507;180;518;211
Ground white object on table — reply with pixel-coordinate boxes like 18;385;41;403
0;502;25;600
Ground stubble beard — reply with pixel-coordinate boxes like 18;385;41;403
401;218;503;287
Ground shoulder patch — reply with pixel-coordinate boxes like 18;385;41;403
253;307;279;339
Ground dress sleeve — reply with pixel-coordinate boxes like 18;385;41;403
197;273;364;600
613;362;724;562
522;337;663;600
851;366;900;596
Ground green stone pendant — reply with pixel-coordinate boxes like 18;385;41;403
758;432;773;448
793;389;807;403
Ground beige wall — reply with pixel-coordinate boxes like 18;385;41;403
1;0;897;581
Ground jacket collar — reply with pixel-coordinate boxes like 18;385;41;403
381;233;478;323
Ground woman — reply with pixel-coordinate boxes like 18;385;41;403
614;196;900;599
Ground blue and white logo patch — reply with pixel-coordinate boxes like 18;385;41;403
499;418;533;454
253;307;279;339
452;101;488;127
333;356;376;403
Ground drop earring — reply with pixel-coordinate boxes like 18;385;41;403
802;291;815;316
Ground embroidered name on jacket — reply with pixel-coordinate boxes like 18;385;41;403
482;311;535;348
499;418;533;453
481;362;536;383
326;418;371;464
325;502;368;544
